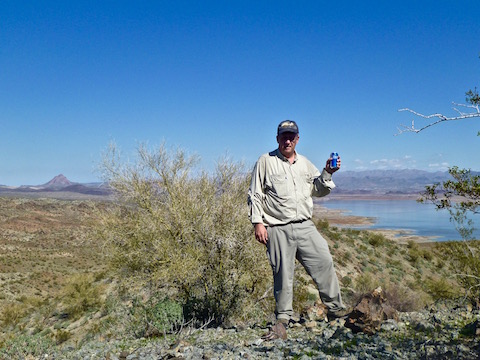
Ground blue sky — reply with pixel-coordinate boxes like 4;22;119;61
1;1;479;186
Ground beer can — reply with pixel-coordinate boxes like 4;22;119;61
330;152;339;168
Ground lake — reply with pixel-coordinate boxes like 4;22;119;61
316;199;479;241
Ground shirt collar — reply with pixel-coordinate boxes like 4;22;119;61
275;148;298;163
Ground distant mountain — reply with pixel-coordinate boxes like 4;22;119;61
332;169;452;195
0;170;476;199
0;174;112;198
41;174;74;189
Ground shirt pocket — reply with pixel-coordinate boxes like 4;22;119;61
301;172;314;197
270;173;289;197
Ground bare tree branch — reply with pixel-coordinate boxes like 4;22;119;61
396;102;480;135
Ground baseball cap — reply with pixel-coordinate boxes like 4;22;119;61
277;120;299;135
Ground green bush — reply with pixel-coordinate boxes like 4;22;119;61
408;249;420;264
384;284;429;312
435;241;480;303
354;273;379;294
54;329;71;344
128;296;183;337
148;298;183;333
61;273;104;319
341;276;352;287
97;143;271;326
367;232;386;247
315;218;329;231
425;277;459;300
0;302;25;327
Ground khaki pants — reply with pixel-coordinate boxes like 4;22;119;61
266;220;344;322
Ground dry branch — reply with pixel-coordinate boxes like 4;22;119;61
396;102;480;135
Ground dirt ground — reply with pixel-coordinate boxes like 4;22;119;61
0;197;106;306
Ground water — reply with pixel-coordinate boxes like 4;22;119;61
317;199;479;241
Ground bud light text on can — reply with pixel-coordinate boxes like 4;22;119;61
330;152;339;168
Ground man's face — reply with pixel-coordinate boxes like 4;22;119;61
277;132;299;158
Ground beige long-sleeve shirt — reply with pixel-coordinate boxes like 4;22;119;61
248;149;335;226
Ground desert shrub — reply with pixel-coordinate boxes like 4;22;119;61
350;279;429;312
330;231;342;241
406;241;424;265
315;218;329;231
126;296;183;337
54;329;71;344
367;232;386;247
147;298;183;333
408;249;420;264
425;276;459;301
354;273;380;294
420;166;480;303
345;228;361;236
341;276;352;287
435;240;480;303
421;250;433;261
61;273;104;318
384;284;429;312
407;241;434;263
406;240;416;250
1;302;25;327
97;143;271;326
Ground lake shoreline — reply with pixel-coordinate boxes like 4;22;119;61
313;201;439;244
326;193;421;201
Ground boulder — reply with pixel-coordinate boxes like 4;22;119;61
345;287;398;335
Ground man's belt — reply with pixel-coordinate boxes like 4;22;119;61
287;218;309;225
269;218;310;227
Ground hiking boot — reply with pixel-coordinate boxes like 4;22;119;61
327;308;350;322
261;322;287;340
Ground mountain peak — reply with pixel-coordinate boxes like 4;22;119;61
42;174;73;189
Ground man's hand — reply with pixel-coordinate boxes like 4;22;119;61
254;223;268;244
325;155;341;174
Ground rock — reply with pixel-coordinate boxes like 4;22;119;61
414;320;435;332
105;352;119;360
461;319;480;337
345;287;398;334
301;300;328;322
304;320;318;330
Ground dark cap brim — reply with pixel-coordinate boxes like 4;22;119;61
278;127;298;135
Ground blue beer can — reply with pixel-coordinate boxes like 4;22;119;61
330;152;339;168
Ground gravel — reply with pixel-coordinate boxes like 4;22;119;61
36;301;479;360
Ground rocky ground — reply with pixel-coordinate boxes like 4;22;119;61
11;300;476;360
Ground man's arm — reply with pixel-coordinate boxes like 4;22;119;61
312;156;341;197
248;158;269;244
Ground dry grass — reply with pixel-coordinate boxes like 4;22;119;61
0;197;107;349
0;198;106;305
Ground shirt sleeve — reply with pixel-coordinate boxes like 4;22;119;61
312;168;336;198
247;157;266;224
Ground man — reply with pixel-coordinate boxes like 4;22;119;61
248;120;347;340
